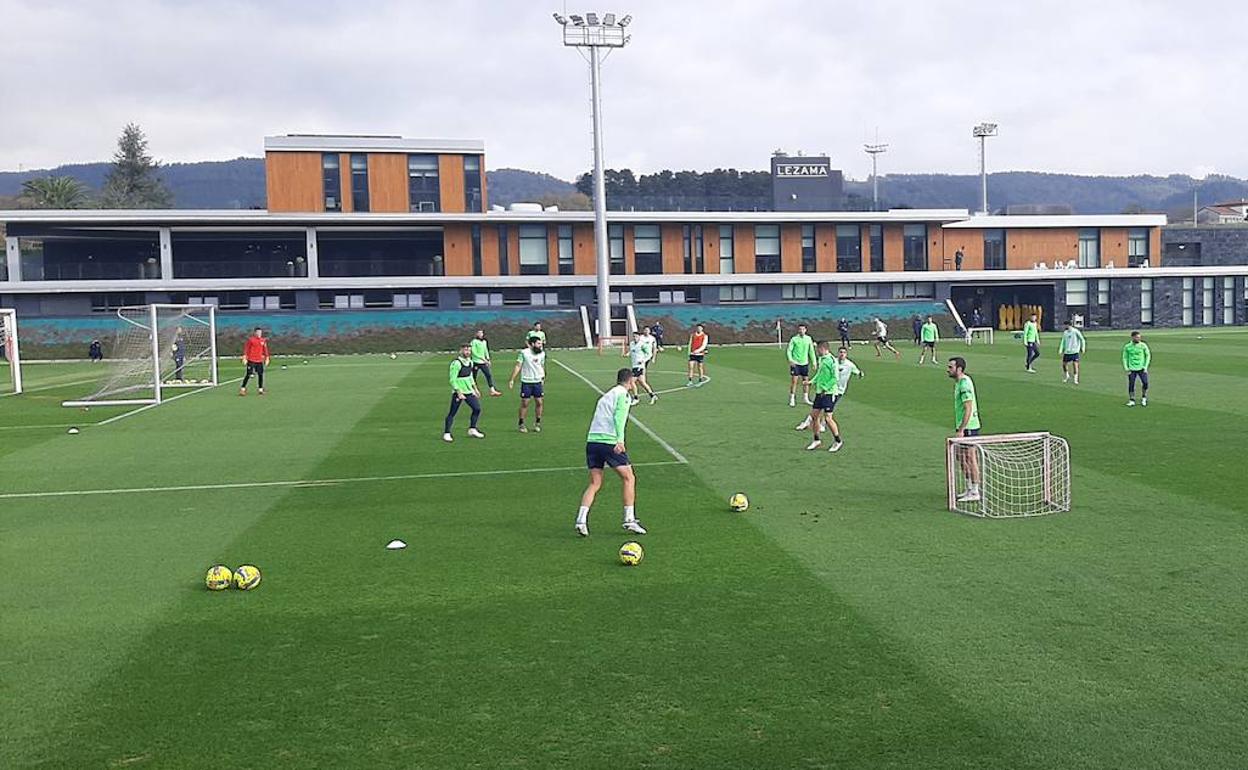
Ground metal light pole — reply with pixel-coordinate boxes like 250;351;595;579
973;122;998;215
863;140;888;211
555;12;631;344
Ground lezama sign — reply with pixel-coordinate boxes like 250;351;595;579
775;164;829;177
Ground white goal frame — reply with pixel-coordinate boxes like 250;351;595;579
946;431;1070;518
0;308;22;394
63;303;218;407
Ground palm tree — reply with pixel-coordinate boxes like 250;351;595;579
19;176;92;209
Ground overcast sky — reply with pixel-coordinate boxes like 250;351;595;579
2;0;1245;180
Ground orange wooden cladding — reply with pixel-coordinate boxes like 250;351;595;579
624;225;636;275
703;226;720;273
1150;228;1162;265
1100;228;1128;264
815;224;835;272
858;225;871;272
882;225;903;272
572;224;596;274
367;154;409;213
546;225;560;276
443;223;473;276
661;224;684;274
733;225;753;273
480;227;500;276
946;230;985;271
506;225;520;277
1006;228;1077;269
339;153;353;213
265;152;323;213
439;155;466;214
780;224;802;273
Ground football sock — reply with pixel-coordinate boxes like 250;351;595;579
623;505;636;522
576;506;589;525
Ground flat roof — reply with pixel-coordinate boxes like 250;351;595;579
944;214;1167;229
263;135;485;154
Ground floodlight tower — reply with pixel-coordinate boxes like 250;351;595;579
973;122;998;215
863;140;888;211
554;11;631;344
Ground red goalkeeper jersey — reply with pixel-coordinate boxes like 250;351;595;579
243;337;269;363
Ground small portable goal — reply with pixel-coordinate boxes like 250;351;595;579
946;431;1070;518
1;308;22;394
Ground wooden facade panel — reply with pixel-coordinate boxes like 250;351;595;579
1006;228;1077;269
1100;227;1128;265
480;226;500;276
339;153;353;213
703;225;720;274
1150;228;1162;266
443;223;473;276
624;225;636;275
928;225;946;269
946;229;985;271
882;225;904;272
733;225;754;273
780;224;802;273
573;224;596;275
477;161;489;212
265;152;323;213
368;153;409;213
547;225;561;276
506;225;520;276
661;224;684;275
439;155;466;214
815;224;836;272
857;225;869;273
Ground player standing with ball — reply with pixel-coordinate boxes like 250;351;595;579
575;368;647;537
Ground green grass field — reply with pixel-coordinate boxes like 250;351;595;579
2;329;1246;769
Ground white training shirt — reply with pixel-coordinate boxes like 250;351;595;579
874;320;887;338
833;357;862;396
517;348;546;383
629;341;650;368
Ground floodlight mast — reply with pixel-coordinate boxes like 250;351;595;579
555;11;630;345
973;122;998;215
863;141;888;211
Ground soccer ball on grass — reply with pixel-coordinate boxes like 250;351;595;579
729;493;749;512
205;565;234;591
619;541;644;566
233;564;262;590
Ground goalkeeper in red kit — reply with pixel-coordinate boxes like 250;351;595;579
239;327;270;396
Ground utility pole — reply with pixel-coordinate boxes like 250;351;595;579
863;136;888;211
973;123;998;215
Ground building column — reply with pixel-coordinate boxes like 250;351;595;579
5;236;20;281
159;228;173;280
306;228;320;279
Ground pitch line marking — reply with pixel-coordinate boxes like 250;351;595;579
0;461;686;501
650;376;712;396
96;376;243;426
0;375;106;399
551;358;689;465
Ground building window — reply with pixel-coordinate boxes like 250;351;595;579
1127;228;1149;267
322;154;341;212
836;283;880;300
682;225;693;274
781;283;819;300
392;292;428;309
464;155;483;212
719;224;734;274
633;224;662;275
472;292;504;307
984;229;1006;270
836;224;861;272
1203;277;1214;325
754;225;781;273
719;285;757;302
471;224;482;276
350;154;369;212
1098;279;1110;306
893;282;934;299
498;225;509;276
1078;228;1100;268
1182;277;1193;326
407;155;440;212
903;224;927;270
558;225;574;275
869;225;883;272
90;292;146;312
609;224;624;275
658;289;687;304
801;225;817;272
1066;279;1089;308
694;225;704;273
248;294;294;310
607;291;634;305
682;225;705;274
530;291;560;306
1140;278;1153;325
1224;277;1235;325
518;224;548;275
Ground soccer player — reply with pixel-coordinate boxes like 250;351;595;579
443;343;485;442
947;356;982;502
651;321;665;353
918;316;940;365
1122;330;1151;407
837;317;851;350
686;324;709;386
171;326;186;381
526;321;546;346
1060;320;1086;384
239;327;269;396
470;329;503;397
1023;313;1041;373
508;337;546;432
797;343;863;451
786;323;817;407
627;331;658;405
88;338;103;363
575;367;647;537
912;315;923;345
872;317;901;360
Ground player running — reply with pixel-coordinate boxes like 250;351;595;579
627;331;658;405
1023;313;1041;373
442;343;485;442
948;356;982;502
872;317;901;359
508;337;546;433
786;323;817;407
797;343;863;452
918;316;940;365
575;368;647;537
1060;320;1086;384
239;327;270;396
470;329;503;397
686;324;709;386
1122;330;1151;407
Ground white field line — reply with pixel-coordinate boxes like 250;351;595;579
0;374;105;398
0;422;106;432
651;376;712;396
552;358;688;465
0;460;686;501
96;376;243;426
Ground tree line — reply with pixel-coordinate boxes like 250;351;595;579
16;124;172;210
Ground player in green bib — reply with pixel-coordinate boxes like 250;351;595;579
918;316;940;366
526;322;547;347
1060;320;1086;385
947;356;982;502
797;342;863;452
1122;330;1151;406
786;323;817;407
1022;314;1041;373
469;329;502;397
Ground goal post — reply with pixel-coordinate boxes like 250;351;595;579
946;431;1070;518
63;303;218;408
0;308;22;395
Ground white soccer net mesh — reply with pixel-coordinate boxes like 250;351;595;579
946;432;1070;518
1;309;21;395
65;305;216;406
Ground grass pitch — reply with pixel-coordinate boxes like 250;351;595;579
2;329;1247;768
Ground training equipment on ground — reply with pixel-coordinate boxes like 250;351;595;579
67;427;79;435
0;308;23;395
619;541;644;566
386;539;407;550
729;493;750;512
63;304;218;408
233;564;262;590
946;432;1070;518
390;353;397;360
205;565;234;591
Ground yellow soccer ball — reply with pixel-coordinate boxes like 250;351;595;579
205;564;234;591
729;493;749;512
233;564;262;591
619;541;644;566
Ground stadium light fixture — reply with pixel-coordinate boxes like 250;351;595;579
973;122;998;215
863;134;889;212
555;12;632;345
553;12;568;24
619;14;632;26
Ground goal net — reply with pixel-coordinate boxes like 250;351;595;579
946;431;1070;518
0;308;22;395
63;304;218;407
